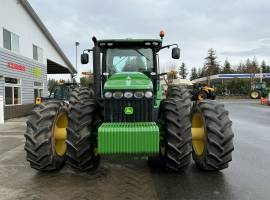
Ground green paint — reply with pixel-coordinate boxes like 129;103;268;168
32;67;43;78
98;122;160;156
154;82;165;108
124;106;133;115
104;72;153;90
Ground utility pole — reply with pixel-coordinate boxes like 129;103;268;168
74;42;80;82
260;66;263;83
75;42;80;72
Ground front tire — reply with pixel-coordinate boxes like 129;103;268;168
191;100;234;171
66;87;99;171
24;101;68;171
159;99;192;171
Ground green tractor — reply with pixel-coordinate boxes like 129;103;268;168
24;33;234;172
250;82;270;99
34;82;78;106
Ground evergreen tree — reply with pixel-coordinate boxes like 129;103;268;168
246;57;259;88
251;57;259;73
245;58;252;73
197;67;203;78
190;67;198;80
48;79;57;91
267;66;270;73
204;48;220;77
237;61;245;73
179;62;188;79
222;59;232;74
261;60;268;73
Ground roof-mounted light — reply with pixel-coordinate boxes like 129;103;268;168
152;42;159;46
160;30;165;39
145;42;151;46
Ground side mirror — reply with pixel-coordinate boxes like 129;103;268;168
172;47;180;59
81;53;89;64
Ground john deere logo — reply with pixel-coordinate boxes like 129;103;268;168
124;106;133;115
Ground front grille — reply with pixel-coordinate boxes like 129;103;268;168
104;98;153;122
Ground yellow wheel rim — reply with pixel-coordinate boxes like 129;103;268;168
251;91;259;99
53;112;68;156
198;94;204;100
191;113;205;156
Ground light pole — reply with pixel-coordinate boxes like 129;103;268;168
75;42;80;73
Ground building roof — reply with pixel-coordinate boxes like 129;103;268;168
19;0;76;74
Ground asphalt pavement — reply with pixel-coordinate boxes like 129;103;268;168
0;100;269;200
151;99;270;200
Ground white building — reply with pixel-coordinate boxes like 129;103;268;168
0;0;76;120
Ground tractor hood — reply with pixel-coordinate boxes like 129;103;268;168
104;72;153;90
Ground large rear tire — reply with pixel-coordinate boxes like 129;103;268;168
66;87;100;171
167;85;192;111
250;90;261;99
191;100;234;171
24;101;68;171
159;98;192;172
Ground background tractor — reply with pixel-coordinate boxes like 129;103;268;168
34;82;78;106
24;32;234;172
191;83;216;100
250;82;270;99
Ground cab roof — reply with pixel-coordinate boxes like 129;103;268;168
97;39;162;48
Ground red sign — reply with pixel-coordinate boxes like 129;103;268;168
8;62;26;71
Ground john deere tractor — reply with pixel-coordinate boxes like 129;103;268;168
24;33;234;172
250;82;270;99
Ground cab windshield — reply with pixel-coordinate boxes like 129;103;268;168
106;48;154;74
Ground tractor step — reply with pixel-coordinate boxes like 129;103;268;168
98;122;159;157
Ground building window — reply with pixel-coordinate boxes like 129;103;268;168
3;29;20;53
33;45;43;63
4;77;21;105
34;82;43;99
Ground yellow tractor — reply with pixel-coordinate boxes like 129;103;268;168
192;83;216;100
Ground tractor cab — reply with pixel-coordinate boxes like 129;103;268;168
254;82;266;90
81;36;180;119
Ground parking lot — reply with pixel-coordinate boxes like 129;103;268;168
0;99;269;200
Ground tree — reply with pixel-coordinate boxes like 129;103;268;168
261;60;268;73
190;67;198;80
80;74;93;87
222;59;233;74
204;48;220;84
167;70;177;83
197;67;203;78
236;61;245;73
245;58;259;74
246;57;259;88
48;79;57;91
179;62;188;79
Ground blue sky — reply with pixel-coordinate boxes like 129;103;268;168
28;0;270;77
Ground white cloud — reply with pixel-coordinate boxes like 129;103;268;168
28;0;270;78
